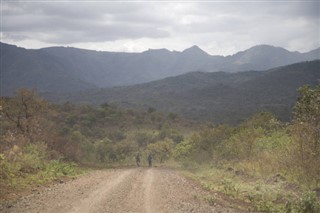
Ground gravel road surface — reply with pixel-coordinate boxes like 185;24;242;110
1;168;238;213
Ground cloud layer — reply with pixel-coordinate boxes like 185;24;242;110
1;1;319;55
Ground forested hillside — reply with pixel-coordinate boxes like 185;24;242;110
1;42;319;95
48;60;320;124
1;85;319;211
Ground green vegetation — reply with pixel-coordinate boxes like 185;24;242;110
49;60;320;125
173;85;320;212
0;89;191;198
0;90;84;198
1;85;320;211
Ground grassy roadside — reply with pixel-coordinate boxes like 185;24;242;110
0;158;86;202
176;163;320;212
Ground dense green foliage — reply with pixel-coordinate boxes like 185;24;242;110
174;85;320;212
172;84;320;187
49;60;320;124
0;90;83;197
0;89;190;196
48;101;188;165
1;85;319;211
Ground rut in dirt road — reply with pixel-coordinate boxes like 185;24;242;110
2;168;237;213
69;170;133;213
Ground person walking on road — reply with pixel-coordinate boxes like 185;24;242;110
135;153;141;167
148;154;153;167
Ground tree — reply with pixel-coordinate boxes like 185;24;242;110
0;89;48;143
294;85;320;126
226;127;264;160
147;139;174;163
173;139;196;160
241;111;280;133
292;84;320;185
293;84;320;155
191;125;233;161
113;140;137;162
95;138;112;163
134;131;157;148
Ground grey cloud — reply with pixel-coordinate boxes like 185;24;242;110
1;1;319;54
42;24;169;44
2;2;170;44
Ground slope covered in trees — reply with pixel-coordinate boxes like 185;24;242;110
1;42;319;95
48;60;320;124
1;85;320;211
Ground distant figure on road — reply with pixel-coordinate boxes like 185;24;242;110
135;153;141;167
148;154;153;167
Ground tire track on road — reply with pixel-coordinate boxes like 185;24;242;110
2;168;238;213
121;168;145;212
143;168;155;213
68;169;133;213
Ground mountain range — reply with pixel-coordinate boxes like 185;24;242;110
1;42;319;95
47;60;320;124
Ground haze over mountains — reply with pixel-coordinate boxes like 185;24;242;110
2;42;319;123
1;42;319;95
48;60;320;124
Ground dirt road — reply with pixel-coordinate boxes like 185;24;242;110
1;168;238;213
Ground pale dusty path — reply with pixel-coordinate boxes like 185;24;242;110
1;168;238;213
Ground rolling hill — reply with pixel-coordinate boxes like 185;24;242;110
47;60;320;124
1;42;319;95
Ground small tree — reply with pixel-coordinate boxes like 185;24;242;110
147;139;174;163
0;89;48;144
294;85;320;125
226;127;264;160
292;85;320;185
95;138;112;163
293;85;320;156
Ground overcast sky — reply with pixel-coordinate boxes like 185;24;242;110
1;1;319;56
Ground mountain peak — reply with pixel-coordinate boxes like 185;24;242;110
247;44;290;53
231;44;292;59
182;45;208;55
